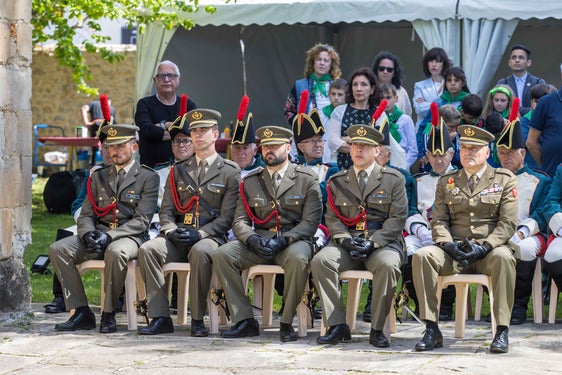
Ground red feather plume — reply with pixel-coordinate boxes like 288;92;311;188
430;102;439;126
237;95;250;121
509;97;520;123
298;90;309;115
372;99;388;122
100;94;111;122
179;94;188;116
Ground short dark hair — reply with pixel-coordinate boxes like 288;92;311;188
484;112;504;139
510;44;531;59
422;47;452;78
461;94;483;117
444;66;470;93
330;78;347;91
530;83;557;100
372;51;404;89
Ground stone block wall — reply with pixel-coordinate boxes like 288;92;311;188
0;0;32;311
31;46;137;160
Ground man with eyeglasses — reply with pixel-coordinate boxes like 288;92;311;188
135;60;197;168
137;109;240;336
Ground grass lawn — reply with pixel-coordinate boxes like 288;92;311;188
24;176;560;320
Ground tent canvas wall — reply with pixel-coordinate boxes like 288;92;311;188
136;0;562;126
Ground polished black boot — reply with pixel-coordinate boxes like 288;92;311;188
191;319;209;337
54;306;96;331
369;329;389;348
490;326;509;353
415;322;443;351
317;323;352;344
279;323;298;342
99;311;117;333
221;318;260;338
138;317;174;335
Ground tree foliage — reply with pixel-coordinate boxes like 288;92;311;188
31;0;218;95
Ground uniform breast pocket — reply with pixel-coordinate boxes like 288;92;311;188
446;195;465;219
367;194;391;212
480;193;501;217
249;197;270;217
285;195;305;214
206;182;226;197
334;195;356;218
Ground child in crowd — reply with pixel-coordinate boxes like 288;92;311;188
322;78;347;162
484;112;505;168
460;94;484;127
439;104;462;170
482;84;517;120
380;83;418;168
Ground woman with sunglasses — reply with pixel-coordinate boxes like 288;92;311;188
412;48;453;131
372;51;412;117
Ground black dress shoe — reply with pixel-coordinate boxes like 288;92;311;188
369;329;389;348
313;305;322;320
439;304;453;321
317;324;352;345
44;296;67;314
510;303;527;325
280;323;298;342
54;307;96;331
191;319;209;337
99;311;117;333
415;325;443;351
490;326;509;353
362;311;372;323
221;318;260;338
138;317;174;335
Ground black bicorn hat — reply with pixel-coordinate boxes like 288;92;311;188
168;94;190;140
426;102;453;154
496;98;524;149
291;90;325;144
375;118;390;146
231;95;257;145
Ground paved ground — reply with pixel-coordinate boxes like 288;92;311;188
1;304;560;374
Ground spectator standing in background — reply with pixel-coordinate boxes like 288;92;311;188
372;51;412;117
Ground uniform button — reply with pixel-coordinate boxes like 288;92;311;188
470;212;474;216
378;200;382;204
470;225;474;230
469;198;474;203
343;203;347;206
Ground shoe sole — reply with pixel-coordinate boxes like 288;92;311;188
55;324;96;331
415;342;443;351
191;332;209;337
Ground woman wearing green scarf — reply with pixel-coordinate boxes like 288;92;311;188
283;43;342;127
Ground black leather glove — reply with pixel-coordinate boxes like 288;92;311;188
92;231;111;252
184;228;201;246
167;228;192;249
348;238;375;261
82;231;99;253
457;238;490;268
265;236;289;256
247;234;273;259
340;238;356;253
439;241;465;262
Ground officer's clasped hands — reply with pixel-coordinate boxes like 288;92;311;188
341;237;375;261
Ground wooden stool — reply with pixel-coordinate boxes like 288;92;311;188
548;278;559;324
77;259;139;330
161;262;191;325
319;270;396;341
243;265;309;337
436;274;495;338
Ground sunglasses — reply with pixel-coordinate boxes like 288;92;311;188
377;66;394;73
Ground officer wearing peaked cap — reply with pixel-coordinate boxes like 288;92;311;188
50;123;160;334
413;123;518;354
497;117;551;325
311;122;408;348
213;125;322;342
137;107;240;337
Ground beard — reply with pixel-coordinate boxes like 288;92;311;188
264;153;287;167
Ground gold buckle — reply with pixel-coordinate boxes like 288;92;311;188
184;213;193;225
110;196;117;204
109;222;118;229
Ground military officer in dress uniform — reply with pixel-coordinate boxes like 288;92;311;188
137;109;240;336
311;125;408;347
496;113;551;324
213;126;322;342
413;125;518;354
403;111;457;319
230;95;265;178
50;124;160;333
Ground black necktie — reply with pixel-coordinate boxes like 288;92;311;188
358;170;368;194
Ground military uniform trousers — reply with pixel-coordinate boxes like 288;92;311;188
413;245;516;326
311;241;402;330
213;240;313;325
49;235;138;312
138;236;219;319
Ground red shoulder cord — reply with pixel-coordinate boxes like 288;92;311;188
169;165;199;214
326;180;366;228
239;180;280;230
86;175;117;223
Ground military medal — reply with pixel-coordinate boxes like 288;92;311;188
445;177;455;192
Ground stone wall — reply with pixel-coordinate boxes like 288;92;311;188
0;0;33;311
31;45;137;148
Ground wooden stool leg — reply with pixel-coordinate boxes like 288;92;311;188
475;285;484;321
176;271;189;326
548;279;558;324
532;260;543;323
345;278;363;330
454;283;469;338
125;260;138;330
262;274;276;326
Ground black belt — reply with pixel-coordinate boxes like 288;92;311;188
347;221;383;231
